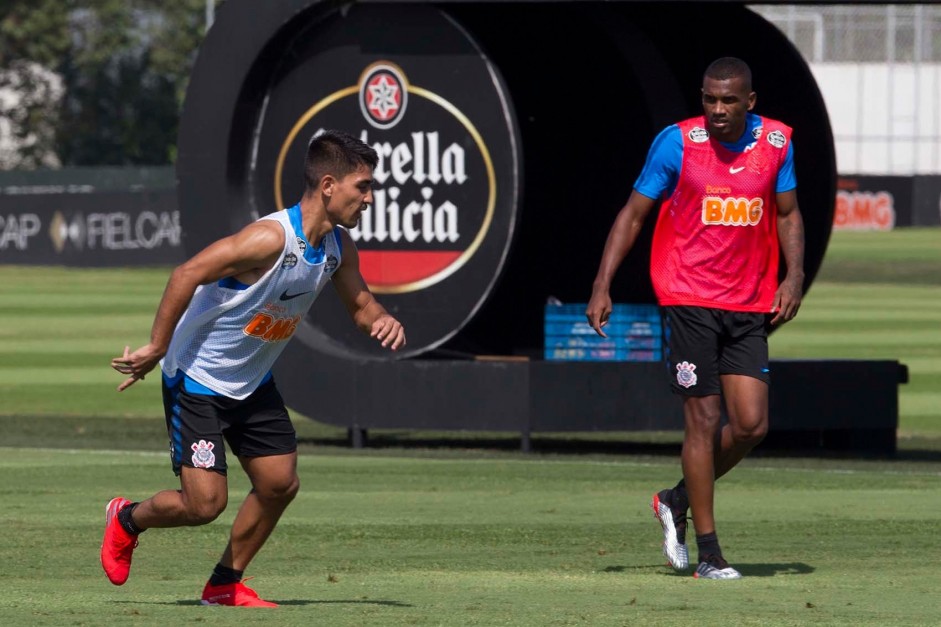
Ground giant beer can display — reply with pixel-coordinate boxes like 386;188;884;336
178;1;838;430
179;3;519;361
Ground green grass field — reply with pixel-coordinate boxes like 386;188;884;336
770;227;941;442
0;227;940;625
2;448;940;626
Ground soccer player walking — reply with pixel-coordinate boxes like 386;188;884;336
586;58;805;579
103;130;405;605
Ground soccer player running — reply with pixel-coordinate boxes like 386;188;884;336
586;58;804;579
103;130;405;605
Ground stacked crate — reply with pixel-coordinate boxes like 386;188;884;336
544;303;662;362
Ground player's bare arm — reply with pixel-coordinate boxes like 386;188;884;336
770;189;805;325
586;190;658;337
332;229;406;350
111;221;285;390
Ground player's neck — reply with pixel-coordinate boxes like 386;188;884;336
297;195;334;247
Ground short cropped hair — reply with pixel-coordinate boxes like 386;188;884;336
703;57;752;91
304;129;379;194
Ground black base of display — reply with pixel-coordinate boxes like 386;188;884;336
278;358;907;455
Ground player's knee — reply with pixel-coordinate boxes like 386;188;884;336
731;418;768;446
184;494;227;525
280;474;301;502
258;473;300;504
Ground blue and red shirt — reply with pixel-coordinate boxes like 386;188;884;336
636;113;795;311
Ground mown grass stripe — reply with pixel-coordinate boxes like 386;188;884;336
0;367;131;383
792;310;941;323
0;315;155;338
0;339;151;352
0;352;116;368
900;392;941;416
773;328;941;342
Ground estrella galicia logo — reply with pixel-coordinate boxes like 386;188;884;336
183;3;521;359
274;61;497;296
325;254;339;274
359;62;408;130
767;130;787;149
752;126;763;139
282;252;298;268
688;127;709;143
296;236;307;253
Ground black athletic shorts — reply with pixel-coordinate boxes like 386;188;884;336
161;372;297;476
662;306;772;396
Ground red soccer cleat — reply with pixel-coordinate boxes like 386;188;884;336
100;497;139;585
201;578;278;607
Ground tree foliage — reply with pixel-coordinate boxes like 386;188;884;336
0;0;70;167
0;0;216;168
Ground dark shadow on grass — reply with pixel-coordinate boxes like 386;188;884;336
17;414;940;462
115;599;412;607
750;445;941;463
735;562;815;577
603;564;687;575
602;562;814;577
298;432;941;461
275;599;414;607
863;449;941;463
298;435;684;457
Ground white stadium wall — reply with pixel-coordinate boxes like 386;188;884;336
810;63;941;175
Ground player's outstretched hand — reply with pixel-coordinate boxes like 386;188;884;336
371;315;406;351
770;277;803;326
585;290;612;338
111;344;162;391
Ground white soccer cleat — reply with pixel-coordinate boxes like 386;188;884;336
693;555;742;580
651;490;689;570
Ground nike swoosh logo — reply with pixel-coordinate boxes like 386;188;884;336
729;166;745;174
279;289;312;301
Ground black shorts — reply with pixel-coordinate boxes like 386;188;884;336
161;373;297;476
663;306;772;396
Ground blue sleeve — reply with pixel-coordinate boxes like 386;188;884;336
776;142;796;193
633;125;683;200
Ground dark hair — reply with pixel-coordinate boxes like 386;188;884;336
704;57;752;91
303;129;379;195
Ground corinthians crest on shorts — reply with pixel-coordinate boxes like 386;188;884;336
676;361;698;388
191;439;216;468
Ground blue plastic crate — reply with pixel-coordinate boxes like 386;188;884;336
544;303;663;362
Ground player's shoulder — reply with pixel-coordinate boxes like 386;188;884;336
237;218;287;253
753;114;793;134
658;122;683;139
650;124;684;152
752;116;792;152
246;216;286;236
671;118;713;147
